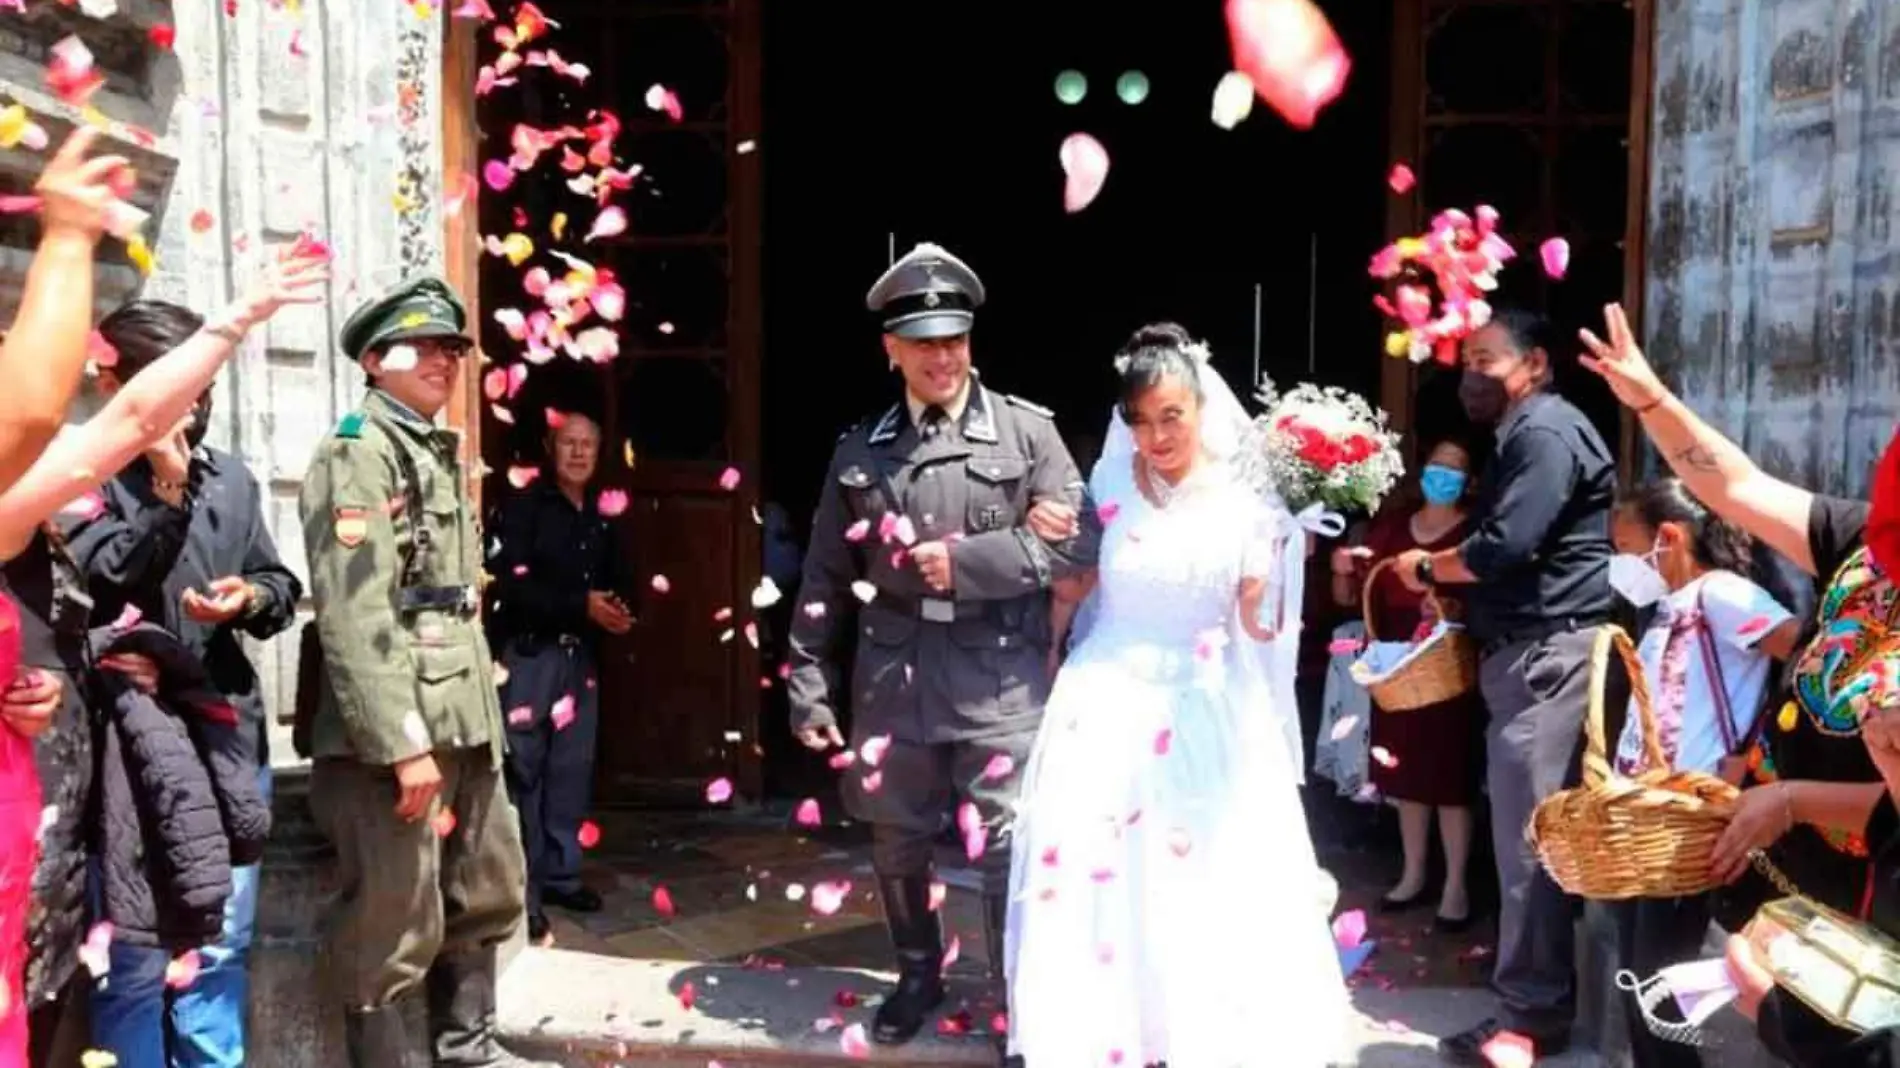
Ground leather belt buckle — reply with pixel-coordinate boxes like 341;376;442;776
920;598;956;624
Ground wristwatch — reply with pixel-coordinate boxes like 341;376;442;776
1415;555;1436;587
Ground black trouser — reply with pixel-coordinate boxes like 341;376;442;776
1611;894;1713;1068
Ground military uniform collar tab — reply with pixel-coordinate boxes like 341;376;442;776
962;383;999;444
867;404;904;445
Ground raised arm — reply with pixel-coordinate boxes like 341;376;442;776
0;127;128;493
0;245;328;561
1580;303;1817;574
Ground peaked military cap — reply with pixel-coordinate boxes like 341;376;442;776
865;242;986;340
338;275;473;362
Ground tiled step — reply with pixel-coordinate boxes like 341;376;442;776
498;946;994;1067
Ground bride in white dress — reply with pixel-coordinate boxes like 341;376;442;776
1004;323;1349;1067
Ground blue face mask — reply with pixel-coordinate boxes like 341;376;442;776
1420;464;1467;505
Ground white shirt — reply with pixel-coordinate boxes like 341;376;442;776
1614;570;1794;775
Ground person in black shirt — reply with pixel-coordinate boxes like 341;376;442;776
63;299;304;1066
1392;309;1616;1064
485;411;631;943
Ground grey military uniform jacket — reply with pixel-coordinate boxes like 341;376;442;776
787;382;1100;744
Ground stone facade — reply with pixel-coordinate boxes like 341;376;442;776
1645;0;1900;496
0;0;449;762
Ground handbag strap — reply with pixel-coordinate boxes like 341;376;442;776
1691;585;1742;754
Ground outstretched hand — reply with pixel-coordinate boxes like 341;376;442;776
238;242;331;325
1577;303;1668;412
35;126;131;244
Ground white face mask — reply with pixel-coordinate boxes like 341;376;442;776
1609;541;1670;608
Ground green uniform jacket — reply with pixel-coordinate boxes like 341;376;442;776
298;389;503;766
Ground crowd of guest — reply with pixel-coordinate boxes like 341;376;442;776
1304;300;1900;1067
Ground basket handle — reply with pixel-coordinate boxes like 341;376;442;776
1360;556;1449;645
1583;624;1666;788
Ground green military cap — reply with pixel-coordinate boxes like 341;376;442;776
338;275;473;362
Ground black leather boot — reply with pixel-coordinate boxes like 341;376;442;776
871;875;947;1045
344;1004;410;1068
982;893;1024;1068
427;945;551;1066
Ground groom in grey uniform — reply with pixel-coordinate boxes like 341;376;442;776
788;242;1097;1061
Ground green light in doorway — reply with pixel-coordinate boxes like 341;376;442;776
1055;69;1088;105
1117;70;1150;105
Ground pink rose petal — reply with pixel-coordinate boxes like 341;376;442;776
577;819;600;848
1387;163;1416;193
652;885;676;917
1153;728;1173;756
1371;745;1398;769
861;734;892;767
705;777;734;804
980;753;1015;781
843;519;871;543
927;881;947;911
482;159;515;192
840;1022;870;1059
794;798;821;827
550;694;576;731
810;879;850;916
164;949;202;990
1539;237;1570;280
1059;132;1110;213
1331;908;1367;950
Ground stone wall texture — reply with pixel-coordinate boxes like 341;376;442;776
1646;0;1900;496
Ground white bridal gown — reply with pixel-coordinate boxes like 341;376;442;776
1004;456;1350;1068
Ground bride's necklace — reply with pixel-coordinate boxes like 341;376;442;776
1138;454;1201;509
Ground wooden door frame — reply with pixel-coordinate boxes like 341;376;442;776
1378;0;1656;484
442;15;484;499
438;3;766;800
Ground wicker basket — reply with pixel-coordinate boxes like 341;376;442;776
1527;625;1740;899
1349;558;1479;712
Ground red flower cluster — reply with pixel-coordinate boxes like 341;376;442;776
1277;416;1378;472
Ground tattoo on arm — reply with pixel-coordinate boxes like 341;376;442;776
1674;444;1722;472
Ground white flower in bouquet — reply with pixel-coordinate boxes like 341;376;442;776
1239;379;1404;516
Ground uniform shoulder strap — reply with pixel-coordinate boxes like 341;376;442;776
1001;393;1055;419
335;411;368;439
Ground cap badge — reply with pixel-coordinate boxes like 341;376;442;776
923;292;942;309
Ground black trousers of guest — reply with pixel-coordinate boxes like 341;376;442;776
1612;894;1713;1068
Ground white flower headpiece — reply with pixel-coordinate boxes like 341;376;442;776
1112;338;1214;375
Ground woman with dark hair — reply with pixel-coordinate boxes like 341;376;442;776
1006;323;1348;1066
1605;477;1797;1068
1332;437;1484;931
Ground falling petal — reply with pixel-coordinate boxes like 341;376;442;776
927;881;947;911
751;577;782;609
1480;1032;1536;1068
586;206;628;242
1225;0;1351;130
506;465;539;490
506;705;533;727
849;580;877;604
678;980;696;1010
1167;828;1193;857
826;750;855;769
651;574;671;594
148;23;177;49
1539;237;1570;280
705;777;734;804
644;83;684;122
942;935;962;970
860;770;884;793
1737;615;1771;637
1153;728;1173;756
551;694;577;731
482;159;515;192
1325;637;1363;656
1387;163;1416;193
719;466;742;491
839;1023;870;1059
577;819;601;848
980;753;1015;781
597;489;630;517
963;826;987;862
1371;745;1398;769
794;798;821;827
1332;908;1367;950
111;604;142;632
652;886;676;917
79;922;113;977
164;950;202;990
810;880;850;916
1058;132;1110;213
861;734;892;767
844;518;871;542
1211;71;1255;129
1328;714;1360;742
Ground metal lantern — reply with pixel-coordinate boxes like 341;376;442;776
1746;896;1900;1033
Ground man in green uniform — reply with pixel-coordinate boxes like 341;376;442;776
299;276;534;1066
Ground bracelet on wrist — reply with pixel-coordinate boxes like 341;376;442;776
1634;394;1667;415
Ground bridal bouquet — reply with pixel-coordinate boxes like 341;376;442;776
1239;380;1403;516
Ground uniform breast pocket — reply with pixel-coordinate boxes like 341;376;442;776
837;465;889;525
852;609;915;713
965;456;1026;533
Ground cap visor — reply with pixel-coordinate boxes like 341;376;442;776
888;312;972;340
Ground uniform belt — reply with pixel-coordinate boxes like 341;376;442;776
399;585;477;614
873;593;983;624
1479;616;1602;660
520;632;585;649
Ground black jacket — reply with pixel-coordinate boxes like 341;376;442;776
91;623;269;950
